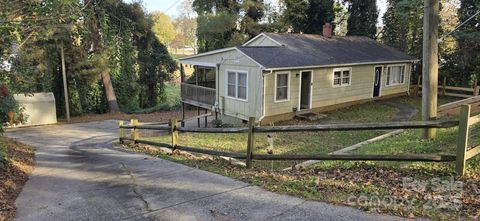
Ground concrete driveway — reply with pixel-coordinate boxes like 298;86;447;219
6;121;400;221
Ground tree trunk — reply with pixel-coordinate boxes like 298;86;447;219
102;70;120;113
85;0;120;114
147;82;156;108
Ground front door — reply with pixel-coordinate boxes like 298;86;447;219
300;71;312;110
373;66;382;97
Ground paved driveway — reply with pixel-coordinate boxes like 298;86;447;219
6;121;400;221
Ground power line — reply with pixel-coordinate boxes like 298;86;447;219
438;10;480;42
164;0;182;13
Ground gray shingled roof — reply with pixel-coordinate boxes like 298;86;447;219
237;33;416;69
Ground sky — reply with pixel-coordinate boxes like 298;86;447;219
125;0;388;24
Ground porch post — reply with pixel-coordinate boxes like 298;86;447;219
181;103;185;127
180;64;186;127
216;63;220;120
197;107;200;127
204;108;208;128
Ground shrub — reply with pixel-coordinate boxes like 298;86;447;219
0;84;26;133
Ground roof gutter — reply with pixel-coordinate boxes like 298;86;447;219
177;47;237;61
177;47;266;70
262;59;419;73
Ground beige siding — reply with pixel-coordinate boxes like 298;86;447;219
380;64;412;96
264;63;411;117
264;71;300;116
180;49;263;120
219;64;263;120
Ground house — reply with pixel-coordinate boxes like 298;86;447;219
178;23;416;125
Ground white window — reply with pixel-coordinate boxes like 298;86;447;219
226;70;248;100
333;68;351;87
275;72;290;102
386;65;405;86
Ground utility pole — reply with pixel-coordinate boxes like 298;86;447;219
422;0;439;139
60;43;71;123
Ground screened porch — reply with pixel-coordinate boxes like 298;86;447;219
180;65;217;109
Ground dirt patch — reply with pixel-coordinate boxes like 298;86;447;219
59;110;198;124
0;137;34;221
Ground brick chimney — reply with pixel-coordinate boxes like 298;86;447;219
322;22;332;38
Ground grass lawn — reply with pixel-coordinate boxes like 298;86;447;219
0;137;34;221
143;100;396;169
122;95;479;220
395;96;459;120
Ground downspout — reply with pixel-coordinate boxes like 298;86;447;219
258;69;273;122
216;63;221;113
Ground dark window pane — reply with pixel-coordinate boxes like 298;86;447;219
228;72;236;84
238;73;247;86
334;79;341;85
228;85;236;97
334;71;341;78
238;86;247;99
276;87;288;100
277;74;288;87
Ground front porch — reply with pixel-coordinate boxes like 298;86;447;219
180;64;217;109
180;64;217;127
181;83;216;110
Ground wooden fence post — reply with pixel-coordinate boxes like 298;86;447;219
170;118;178;151
456;105;470;176
415;75;421;96
131;119;139;143
246;117;255;169
119;121;124;144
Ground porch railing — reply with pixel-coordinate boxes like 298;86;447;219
181;83;216;108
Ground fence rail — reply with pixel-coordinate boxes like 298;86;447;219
120;120;458;132
412;85;479;98
119;105;480;176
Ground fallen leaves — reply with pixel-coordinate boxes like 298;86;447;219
120;141;480;220
0;138;34;221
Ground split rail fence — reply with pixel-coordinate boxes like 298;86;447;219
119;104;480;176
411;76;479;98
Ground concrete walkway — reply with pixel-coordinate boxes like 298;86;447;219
381;101;418;121
6;121;400;221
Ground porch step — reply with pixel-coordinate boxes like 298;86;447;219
295;112;328;121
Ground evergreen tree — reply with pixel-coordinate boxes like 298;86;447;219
193;0;241;52
381;0;408;52
305;0;335;34
281;0;334;35
455;0;480;85
381;0;423;58
281;0;309;33
396;0;423;58
241;0;266;39
346;0;378;38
